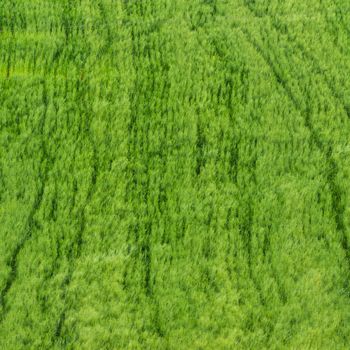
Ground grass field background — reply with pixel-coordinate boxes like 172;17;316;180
1;0;350;349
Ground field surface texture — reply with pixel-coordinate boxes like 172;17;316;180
1;0;350;349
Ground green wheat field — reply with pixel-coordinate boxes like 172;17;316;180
1;0;350;349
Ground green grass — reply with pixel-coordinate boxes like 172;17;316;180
1;0;350;349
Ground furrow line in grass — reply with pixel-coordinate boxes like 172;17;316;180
242;0;350;134
187;0;271;313
201;1;267;307
122;1;160;340
240;18;350;272
121;2;172;339
53;86;98;346
196;0;219;179
123;0;151;295
52;3;99;342
186;0;272;322
53;163;97;341
298;48;350;119
0;80;50;322
259;13;350;266
264;6;350;119
53;106;98;345
241;3;350;270
237;28;295;306
120;0;139;295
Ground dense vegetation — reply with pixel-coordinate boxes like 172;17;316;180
1;0;350;349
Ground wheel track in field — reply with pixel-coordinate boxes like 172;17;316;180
53;158;97;344
122;0;150;294
237;8;324;341
258;0;350;302
236;7;305;312
242;1;350;120
262;12;350;269
186;0;269;316
121;0;141;297
194;0;219;177
122;0;170;339
53;81;98;344
208;0;269;308
241;2;350;272
52;1;98;344
268;6;350;120
0;80;51;322
242;0;350;131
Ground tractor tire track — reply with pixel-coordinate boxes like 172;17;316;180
122;0;170;339
237;27;295;307
52;2;97;341
207;0;266;307
242;1;350;120
53;87;98;345
185;0;266;312
240;6;350;274
0;80;51;322
267;7;350;120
